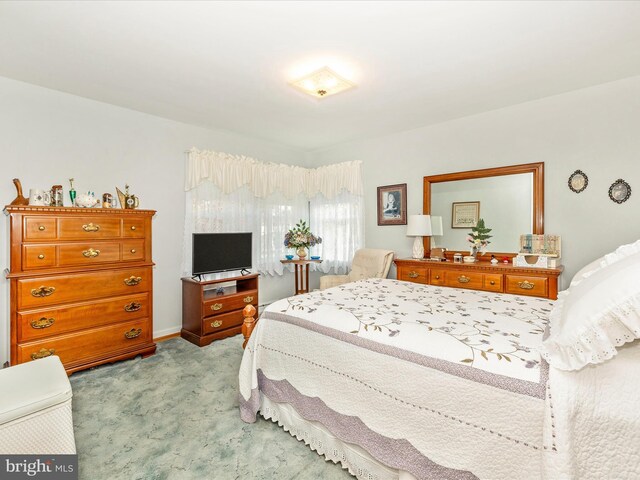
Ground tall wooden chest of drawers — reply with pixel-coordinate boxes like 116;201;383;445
5;206;156;373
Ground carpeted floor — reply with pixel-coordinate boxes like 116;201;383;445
70;335;351;480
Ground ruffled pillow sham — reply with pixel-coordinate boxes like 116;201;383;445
541;250;640;371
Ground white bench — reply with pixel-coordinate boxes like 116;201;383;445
0;356;76;454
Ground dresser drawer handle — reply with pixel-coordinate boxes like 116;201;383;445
489;280;496;286
130;249;136;254
408;271;419;279
211;320;223;328
31;286;56;297
518;280;535;290
211;303;223;311
124;328;142;339
31;348;55;360
38;254;45;259
38;225;46;231
458;275;471;284
124;276;142;286
124;302;142;312
82;248;100;258
130;226;137;231
30;317;55;329
243;296;254;303
82;223;100;232
434;275;440;280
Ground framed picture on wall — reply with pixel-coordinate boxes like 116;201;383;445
377;183;407;225
451;201;480;228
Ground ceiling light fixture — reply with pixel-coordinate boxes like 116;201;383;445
290;66;355;99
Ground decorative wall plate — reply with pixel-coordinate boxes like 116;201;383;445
568;170;588;193
609;179;631;204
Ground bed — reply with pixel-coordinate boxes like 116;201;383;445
239;277;640;479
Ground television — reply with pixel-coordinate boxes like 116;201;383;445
192;232;252;275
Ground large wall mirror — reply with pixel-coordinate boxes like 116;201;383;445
423;163;544;256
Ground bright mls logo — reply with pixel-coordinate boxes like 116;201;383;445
1;455;77;479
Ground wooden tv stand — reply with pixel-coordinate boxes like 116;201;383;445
181;273;259;347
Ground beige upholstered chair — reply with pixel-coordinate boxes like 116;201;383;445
319;248;395;290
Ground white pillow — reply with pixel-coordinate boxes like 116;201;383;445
569;256;604;287
601;239;640;267
541;250;640;371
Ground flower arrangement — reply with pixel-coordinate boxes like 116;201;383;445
284;220;322;258
467;218;492;256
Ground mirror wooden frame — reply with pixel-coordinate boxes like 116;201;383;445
423;162;544;259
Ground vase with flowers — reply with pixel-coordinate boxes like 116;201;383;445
284;220;322;259
467;218;492;260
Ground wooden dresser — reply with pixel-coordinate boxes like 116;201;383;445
181;274;258;347
395;258;563;300
5;206;156;373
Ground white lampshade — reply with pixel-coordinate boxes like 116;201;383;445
406;215;433;237
430;216;443;236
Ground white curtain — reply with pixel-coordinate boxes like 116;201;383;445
183;149;364;277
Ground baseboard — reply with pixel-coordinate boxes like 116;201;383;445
153;326;181;342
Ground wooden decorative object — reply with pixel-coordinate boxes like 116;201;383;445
4;205;157;373
10;178;29;205
280;259;322;295
181;274;259;347
242;304;257;349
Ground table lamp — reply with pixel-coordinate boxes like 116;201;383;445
406;214;432;259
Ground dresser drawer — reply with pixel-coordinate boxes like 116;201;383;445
484;274;503;292
397;266;428;284
203;289;258;317
58;242;121;266
58;217;121;239
22;245;57;270
122;218;146;238
17;318;152;365
24;217;57;241
122;240;145;261
505;275;548;297
430;269;446;285
17;293;150;342
17;267;151;308
445;271;484;290
203;309;245;335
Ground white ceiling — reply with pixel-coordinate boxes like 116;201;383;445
1;1;639;151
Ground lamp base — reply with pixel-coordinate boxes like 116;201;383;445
412;236;425;259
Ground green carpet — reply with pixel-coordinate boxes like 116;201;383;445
70;335;350;479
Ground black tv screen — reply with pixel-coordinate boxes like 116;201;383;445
192;233;252;275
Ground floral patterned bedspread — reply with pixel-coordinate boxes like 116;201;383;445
265;278;554;384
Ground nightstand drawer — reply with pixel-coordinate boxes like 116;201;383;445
445;271;484;289
203;289;258;317
505;275;548;297
203;309;245;335
398;266;428;283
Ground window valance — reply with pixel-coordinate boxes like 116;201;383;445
185;148;363;199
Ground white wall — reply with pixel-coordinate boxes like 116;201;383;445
310;76;640;285
0;77;306;365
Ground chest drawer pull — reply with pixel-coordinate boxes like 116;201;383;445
38;225;46;231
408;271;419;279
124;302;142;312
211;303;223;311
243;296;254;303
31;348;55;360
31;286;56;298
82;223;100;232
518;280;535;290
38;254;45;259
82;248;100;258
489;280;496;286
130;226;137;231
434;275;440;280
130;249;136;254
211;320;223;328
124;276;142;286
458;275;471;284
30;317;55;329
124;328;142;339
